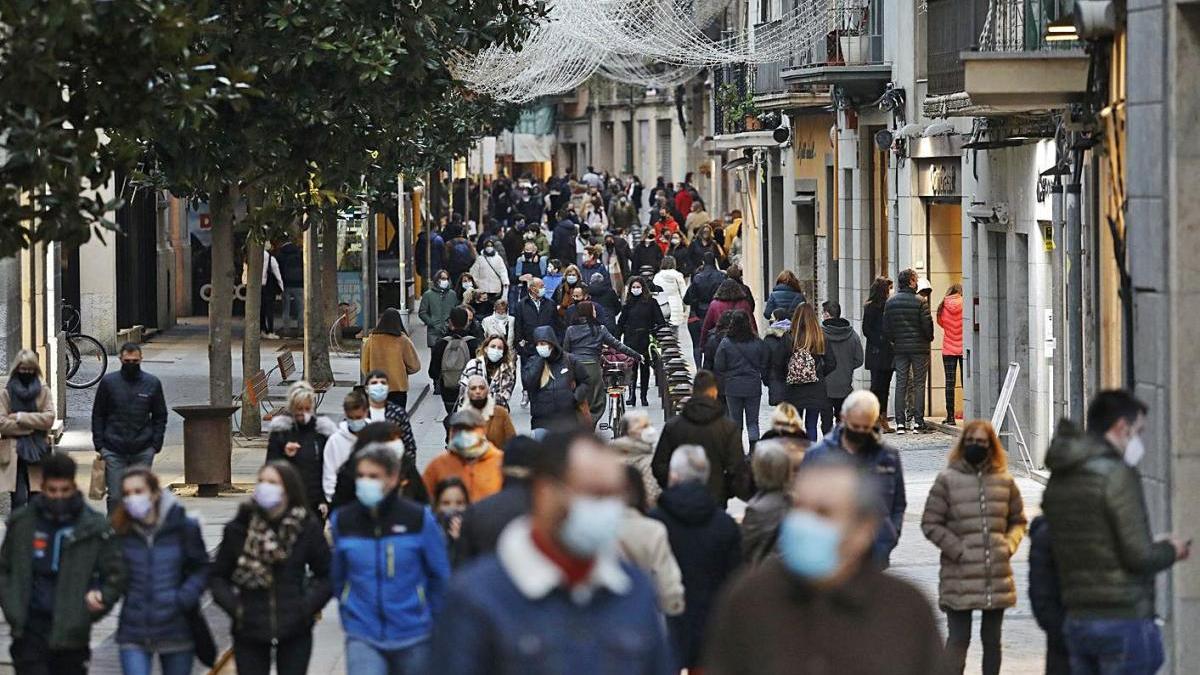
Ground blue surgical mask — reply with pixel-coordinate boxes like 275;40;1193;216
533;287;545;298
778;510;842;580
347;418;368;433
366;383;389;403
253;481;284;511
559;496;624;557
356;478;386;508
536;344;552;358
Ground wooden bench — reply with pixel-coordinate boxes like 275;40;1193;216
276;351;297;383
244;369;285;421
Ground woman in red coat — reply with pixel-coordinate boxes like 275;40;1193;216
653;208;681;254
937;283;964;425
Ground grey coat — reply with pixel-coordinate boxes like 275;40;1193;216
821;318;864;399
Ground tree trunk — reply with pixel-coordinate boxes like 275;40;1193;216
207;185;237;407
303;213;334;385
241;236;264;436
321;208;339;338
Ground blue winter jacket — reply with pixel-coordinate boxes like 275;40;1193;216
762;283;806;321
330;493;450;646
803;425;907;567
116;495;209;646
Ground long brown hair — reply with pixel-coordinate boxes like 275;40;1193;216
948;419;1009;473
775;270;802;292
937;283;964;316
111;467;160;535
791;303;825;354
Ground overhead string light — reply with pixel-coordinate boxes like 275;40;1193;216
452;0;829;102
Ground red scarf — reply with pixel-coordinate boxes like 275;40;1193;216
531;526;595;588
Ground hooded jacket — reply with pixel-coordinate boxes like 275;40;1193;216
763;284;805;320
882;286;934;356
1041;420;1175;619
651;396;750;505
266;414;339;513
653;269;688;327
322;421;360;502
422;443;505;504
588;280;622;333
821;318;865;399
938;294;964;357
116;492;209;646
921;458;1027;611
700;281;757;349
520;326;590;428
650;482;741;668
761;320;791;406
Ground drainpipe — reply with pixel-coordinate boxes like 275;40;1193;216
1065;144;1085;419
1051;175;1066;423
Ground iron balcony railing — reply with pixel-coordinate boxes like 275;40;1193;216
714;62;751;135
927;0;1071;96
791;0;885;69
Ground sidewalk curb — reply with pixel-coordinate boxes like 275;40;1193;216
407;383;431;418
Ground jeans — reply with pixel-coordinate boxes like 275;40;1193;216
11;631;89;675
725;394;761;443
260;287;277;334
943;355;962;418
945;608;1004;675
233;633;313;675
822;397;843;435
345;638;430;675
869;368;893;422
281;286;304;332
687;320;703;367
893;353;930;427
100;447;156;513
802;406;824;441
1063;618;1165;675
119;647;194;675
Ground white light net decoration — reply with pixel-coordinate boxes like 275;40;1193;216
453;0;829;102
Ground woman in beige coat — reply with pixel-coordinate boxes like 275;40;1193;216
0;350;56;507
360;308;421;409
922;419;1027;675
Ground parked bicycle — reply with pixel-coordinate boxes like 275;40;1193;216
61;303;108;389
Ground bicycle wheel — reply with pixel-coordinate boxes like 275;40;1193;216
610;393;625;440
66;334;108;389
64;338;81;380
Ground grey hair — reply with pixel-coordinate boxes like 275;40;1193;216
286;380;317;413
617;410;650;438
661;255;677;270
669;444;710;485
465;374;488;388
751;439;792;491
9;349;40;377
841;389;881;420
355;442;401;475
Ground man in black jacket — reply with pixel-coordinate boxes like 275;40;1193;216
651;371;750;506
456;436;540;562
274;236;304;335
684;253;725;366
881;268;933;433
91;343;168;513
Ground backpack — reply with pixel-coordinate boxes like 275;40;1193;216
440;335;472;390
449;240;472;270
786;347;819;385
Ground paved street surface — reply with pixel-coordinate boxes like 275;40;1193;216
0;315;1048;673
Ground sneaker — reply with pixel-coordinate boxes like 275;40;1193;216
521;391;529;407
913;424;930;434
895;422;907;435
942;416;956;426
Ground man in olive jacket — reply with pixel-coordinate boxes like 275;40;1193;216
881;268;933;433
1042;390;1189;674
0;453;126;673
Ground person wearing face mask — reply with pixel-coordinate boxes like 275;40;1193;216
0;349;56;508
210;462;331;675
514;242;548;297
704;459;943;675
113;468;210;675
617;276;667;407
652;208;680;254
422;409;504;503
611;411;662;506
664;233;692;276
434;477;471;567
321;391;372;504
331;422;427;510
0;452;126;674
417;269;459;352
579;244;610;289
359;307;421;409
457;337;518;409
432;430;673;675
802;390;906;568
688;225;725;270
921;420;1027;675
468;237;510;313
513;278;562;407
481;297;517;347
455;375;516;450
1042;391;1190;673
456;435;542;562
541;258;565;298
428;307;482;414
521;326;592;430
631;230;665;274
650;445;741;673
603;230;632;289
266;381;338;518
553;263;585;308
91;343;168;513
330;445;450;673
564;301;642;426
360;370;418;456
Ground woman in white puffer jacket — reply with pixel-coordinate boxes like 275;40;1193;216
652;255;688;331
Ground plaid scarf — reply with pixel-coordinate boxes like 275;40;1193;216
231;506;308;590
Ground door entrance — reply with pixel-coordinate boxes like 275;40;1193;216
925;200;963;419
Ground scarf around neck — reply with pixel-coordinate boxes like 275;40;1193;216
232;506;308;590
6;376;41;413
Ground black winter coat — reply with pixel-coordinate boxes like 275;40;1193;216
630;241;664;274
684;267;724;320
651;397;750;505
521;327;590;429
617;296;666;355
209;505;331;643
117;498;209;646
862;301;893;371
551;220;578;264
588;281;622;333
1028;516;1065;638
713;336;768;397
765;333;837;409
651;482;741;668
265;414;337;513
456;481;532;563
882;287;934;355
91;370;168;455
665;244;693;275
275;242;304;286
513;296;561;356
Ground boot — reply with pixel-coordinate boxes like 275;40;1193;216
627;391;637;406
943;410;956;425
878;416;895;434
641;392;650;407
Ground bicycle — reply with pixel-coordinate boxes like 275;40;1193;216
598;347;635;438
61;303;108;389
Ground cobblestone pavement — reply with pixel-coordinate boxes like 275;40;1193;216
0;314;1049;673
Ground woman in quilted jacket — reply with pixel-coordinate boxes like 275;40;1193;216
921;420;1027;675
937;283;965;425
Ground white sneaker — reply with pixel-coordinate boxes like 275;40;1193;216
896;422;907;435
521;391;529;407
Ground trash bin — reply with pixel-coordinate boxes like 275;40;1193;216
173;405;240;497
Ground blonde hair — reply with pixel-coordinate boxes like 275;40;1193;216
9;349;41;378
286;381;317;413
770;403;803;435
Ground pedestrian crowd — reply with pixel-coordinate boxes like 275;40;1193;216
0;168;1188;675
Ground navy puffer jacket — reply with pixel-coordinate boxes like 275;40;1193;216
117;494;209;646
762;284;805;320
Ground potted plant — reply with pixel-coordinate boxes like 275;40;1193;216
716;83;759;134
837;0;871;65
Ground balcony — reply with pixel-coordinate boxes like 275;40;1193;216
926;0;1088;114
780;0;890;104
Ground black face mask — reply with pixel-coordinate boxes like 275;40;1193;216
524;252;535;260
469;397;488;410
843;428;879;452
963;443;990;466
15;371;36;386
38;491;83;523
120;362;141;380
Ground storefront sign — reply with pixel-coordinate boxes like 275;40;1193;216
917;160;960;197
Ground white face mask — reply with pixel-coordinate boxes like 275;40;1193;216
1124;434;1146;466
438;279;450;290
486;347;505;363
639;426;658;444
463;282;474;291
630;287;643;296
536;344;553;358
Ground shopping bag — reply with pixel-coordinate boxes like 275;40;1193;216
88;456;107;500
